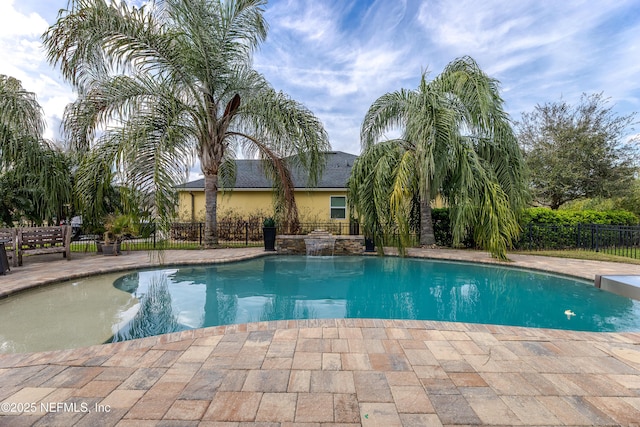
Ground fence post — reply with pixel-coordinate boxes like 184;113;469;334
153;222;156;249
245;221;249;246
576;223;581;249
619;227;623;248
199;223;203;246
594;223;599;252
528;223;532;250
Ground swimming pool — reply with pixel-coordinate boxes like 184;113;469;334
1;256;639;353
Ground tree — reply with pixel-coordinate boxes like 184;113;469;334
349;57;528;260
0;171;34;225
618;178;640;218
517;93;639;209
43;0;329;245
0;75;72;224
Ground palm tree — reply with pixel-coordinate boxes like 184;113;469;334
43;0;329;245
349;57;528;259
0;75;72;224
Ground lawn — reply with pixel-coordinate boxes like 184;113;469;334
70;239;262;252
514;249;640;265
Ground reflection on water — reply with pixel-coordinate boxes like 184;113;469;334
2;256;640;353
113;256;640;334
111;275;184;342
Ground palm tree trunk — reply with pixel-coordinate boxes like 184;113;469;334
204;173;218;247
420;195;436;246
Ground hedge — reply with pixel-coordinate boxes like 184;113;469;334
520;207;638;226
427;207;638;249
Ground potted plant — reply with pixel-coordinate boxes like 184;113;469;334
262;217;277;251
364;236;375;252
358;222;376;253
101;213;138;255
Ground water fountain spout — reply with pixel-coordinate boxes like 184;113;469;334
304;230;337;256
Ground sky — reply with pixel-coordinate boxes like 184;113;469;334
2;0;640;178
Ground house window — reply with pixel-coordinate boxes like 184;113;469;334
330;196;346;219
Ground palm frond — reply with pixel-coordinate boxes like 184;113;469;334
44;0;328;243
361;89;414;148
0;75;45;163
353;56;528;258
233;85;330;186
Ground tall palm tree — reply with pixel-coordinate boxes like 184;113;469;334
0;75;72;224
43;0;329;245
349;57;528;259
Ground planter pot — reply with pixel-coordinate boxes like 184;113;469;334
364;237;375;252
102;242;121;255
263;227;276;251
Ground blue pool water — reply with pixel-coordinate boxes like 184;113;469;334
110;256;640;341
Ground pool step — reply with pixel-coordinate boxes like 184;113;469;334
595;275;640;301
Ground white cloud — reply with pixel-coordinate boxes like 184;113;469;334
4;0;640;153
0;0;48;38
0;0;75;140
267;0;343;46
255;0;429;151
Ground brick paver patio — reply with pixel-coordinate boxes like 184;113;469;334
1;248;639;426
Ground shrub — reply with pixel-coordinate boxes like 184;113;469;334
431;208;451;246
430;207;637;250
427;208;475;248
514;208;639;250
521;207;638;225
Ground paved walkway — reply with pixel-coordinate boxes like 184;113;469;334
1;248;640;426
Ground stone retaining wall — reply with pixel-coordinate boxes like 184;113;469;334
276;235;365;255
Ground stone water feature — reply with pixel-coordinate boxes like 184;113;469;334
304;230;337;256
276;230;365;255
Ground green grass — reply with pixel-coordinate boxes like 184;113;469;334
122;241;202;250
70;240;262;253
598;247;640;260
70;241;98;253
513;249;640;264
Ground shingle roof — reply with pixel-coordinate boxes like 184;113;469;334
177;151;357;190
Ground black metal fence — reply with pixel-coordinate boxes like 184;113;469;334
516;223;640;258
70;221;360;252
69;220;640;260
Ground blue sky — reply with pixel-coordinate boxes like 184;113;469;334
2;0;640;169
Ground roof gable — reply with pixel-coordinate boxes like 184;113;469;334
177;151;357;190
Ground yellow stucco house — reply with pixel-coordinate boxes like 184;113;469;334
176;151;357;224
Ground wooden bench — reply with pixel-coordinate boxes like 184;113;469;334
0;228;17;267
17;226;71;266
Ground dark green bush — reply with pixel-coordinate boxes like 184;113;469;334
415;207;637;250
514;208;639;250
431;208;451;246
430;207;637;250
521;207;638;225
429;208;475;248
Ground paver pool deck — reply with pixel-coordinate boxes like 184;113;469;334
1;248;640;426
